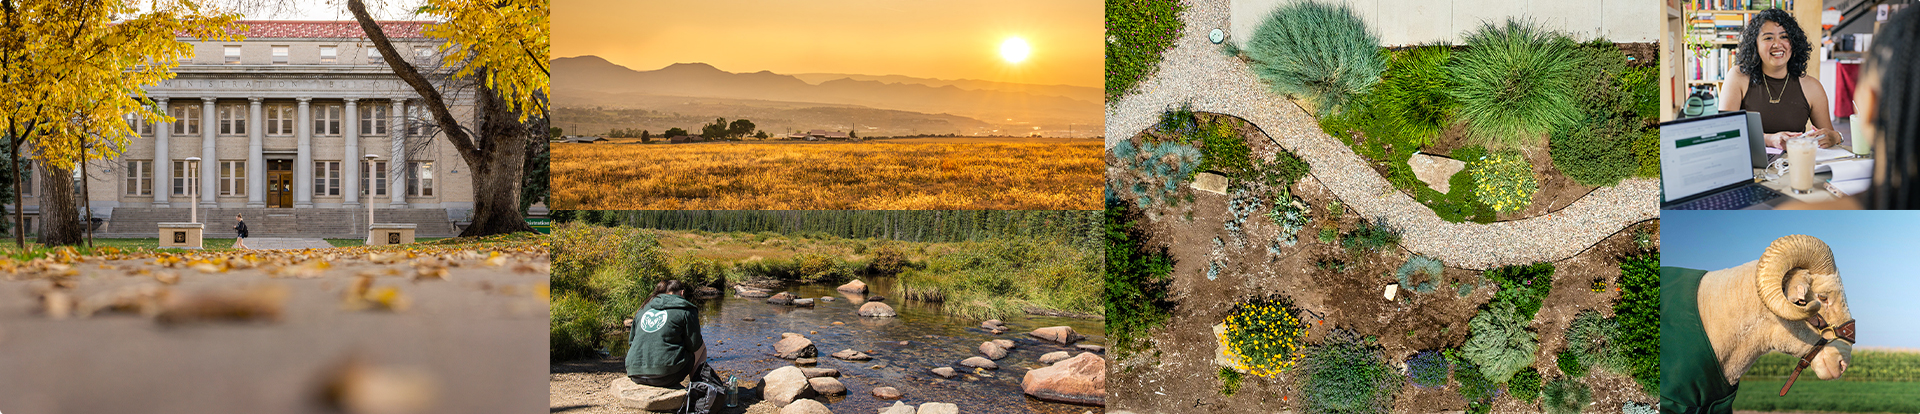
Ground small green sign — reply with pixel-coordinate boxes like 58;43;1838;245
527;218;552;234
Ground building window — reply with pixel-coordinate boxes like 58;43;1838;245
266;104;294;136
171;160;199;196
362;160;388;196
406;105;431;136
406;161;433;197
414;46;433;59
218;104;247;135
367;47;383;64
20;162;31;196
359;105;387;135
271;45;289;64
167;105;199;135
126;160;152;196
127;114;152;136
219;160;245;196
19;217;32;237
223;45;241;64
320;45;337;64
314;161;340;196
313;104;342;135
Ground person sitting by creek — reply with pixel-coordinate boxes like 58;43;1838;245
625;279;724;412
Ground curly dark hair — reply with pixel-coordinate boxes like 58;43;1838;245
1736;8;1812;80
1866;6;1920;209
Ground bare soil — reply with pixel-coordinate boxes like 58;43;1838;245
1107;123;1659;413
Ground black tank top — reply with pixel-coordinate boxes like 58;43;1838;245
1740;74;1811;133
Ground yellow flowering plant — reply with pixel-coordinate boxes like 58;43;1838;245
1469;149;1538;213
1221;294;1310;377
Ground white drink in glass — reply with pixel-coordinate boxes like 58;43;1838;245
1787;136;1817;194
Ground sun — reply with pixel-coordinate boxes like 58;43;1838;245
1000;37;1030;64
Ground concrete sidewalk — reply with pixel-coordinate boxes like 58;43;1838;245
235;238;334;250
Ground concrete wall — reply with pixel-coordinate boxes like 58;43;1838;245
1230;0;1660;48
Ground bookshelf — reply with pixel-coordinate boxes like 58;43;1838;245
1672;0;1822;116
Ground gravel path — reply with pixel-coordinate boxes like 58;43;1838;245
1105;0;1658;269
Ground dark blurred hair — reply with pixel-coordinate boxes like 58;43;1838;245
1737;9;1812;80
1868;6;1920;209
646;279;688;305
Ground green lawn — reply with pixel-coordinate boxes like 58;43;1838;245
1733;380;1920;413
0;237;445;255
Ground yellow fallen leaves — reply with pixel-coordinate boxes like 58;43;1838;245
154;284;290;325
321;354;439;414
343;275;411;312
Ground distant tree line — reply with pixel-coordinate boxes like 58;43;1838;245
555;210;1100;247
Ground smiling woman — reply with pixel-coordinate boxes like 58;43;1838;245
1000;36;1031;63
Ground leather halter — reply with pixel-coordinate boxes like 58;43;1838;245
1779;312;1856;396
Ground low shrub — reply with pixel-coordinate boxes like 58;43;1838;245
1253;148;1313;192
1542;378;1593;414
1486;261;1555;320
1341;218;1401;255
866;243;911;276
1111;137;1204;209
1219;367;1244;395
1449;19;1583;148
1396;255;1444;294
1408;350;1451;388
1632;127;1660;178
1616;253;1661;394
1469;149;1538;213
1510;368;1543;403
1624;402;1659;414
1619;66;1661;125
1267;187;1311;247
1105;0;1185;102
1451;352;1499;414
1463;302;1539;383
1373;45;1457;147
550;292;602;361
1557;349;1586;378
1298;330;1402;414
1106;201;1176;358
1198;120;1257;181
1552;111;1641;187
1566;309;1627;374
901;238;1101;320
1225;187;1263;243
1222;294;1310;376
1245;0;1384;115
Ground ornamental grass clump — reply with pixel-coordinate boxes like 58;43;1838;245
1245;0;1384;115
1565;309;1627;374
1462;302;1538;383
1450;351;1499;414
1509;367;1543;403
1110;137;1202;209
1449;19;1583;148
1487;261;1555;319
1298;329;1401;414
1469;149;1538;213
1396;255;1444;294
1374;45;1458;147
1341;218;1401;255
1221;294;1310;376
1542;378;1592;414
1408;350;1450;388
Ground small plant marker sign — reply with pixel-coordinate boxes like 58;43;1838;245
1209;28;1225;44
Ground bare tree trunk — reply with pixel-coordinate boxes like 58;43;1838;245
38;162;81;246
12;143;22;248
81;146;93;248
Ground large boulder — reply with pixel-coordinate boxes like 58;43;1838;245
774;333;818;360
880;401;916;414
607;378;687;411
767;292;797;306
778;398;832;414
978;342;1007;360
918;402;960;414
762;366;815;406
991;339;1015;350
807;377;847;395
857;302;896;317
1022;352;1106;406
734;285;774;298
959;357;998;370
799;367;840;378
836;279;867;293
1028;326;1086;345
1038;351;1072;364
1409;153;1467;194
830;349;871;361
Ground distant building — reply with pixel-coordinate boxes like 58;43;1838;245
824;131;849;140
562;136;605;143
785;133;808;140
668;135;705;144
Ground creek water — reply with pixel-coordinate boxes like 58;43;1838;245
693;277;1105;414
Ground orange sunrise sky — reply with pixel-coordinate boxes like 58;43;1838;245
552;0;1101;88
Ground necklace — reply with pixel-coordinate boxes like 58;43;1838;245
1762;75;1787;104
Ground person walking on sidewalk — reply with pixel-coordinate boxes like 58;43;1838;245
233;214;249;249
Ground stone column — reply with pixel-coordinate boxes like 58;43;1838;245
389;98;406;208
343;98;360;206
246;97;265;207
199;97;217;208
153;97;171;207
294;97;313;208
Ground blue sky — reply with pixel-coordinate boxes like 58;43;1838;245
1665;211;1920;348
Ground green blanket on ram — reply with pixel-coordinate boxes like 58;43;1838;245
1661;266;1739;414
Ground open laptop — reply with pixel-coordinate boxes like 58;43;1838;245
1661;111;1792;210
1747;111;1771;168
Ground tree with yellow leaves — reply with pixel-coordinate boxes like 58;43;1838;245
349;0;545;236
0;0;241;247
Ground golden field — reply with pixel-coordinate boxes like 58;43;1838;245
552;138;1103;209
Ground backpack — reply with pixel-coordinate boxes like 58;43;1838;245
677;363;726;414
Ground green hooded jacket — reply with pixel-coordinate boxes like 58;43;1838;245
1661;267;1739;414
625;293;704;378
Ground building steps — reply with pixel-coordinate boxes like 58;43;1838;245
97;207;458;239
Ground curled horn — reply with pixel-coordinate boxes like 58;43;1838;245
1754;235;1836;321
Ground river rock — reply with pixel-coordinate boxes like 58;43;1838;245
918;402;959;414
1076;344;1105;353
693;286;722;298
778;398;831;414
768;292;797;306
819;296;835;302
800;367;840;378
734;285;773;298
978;342;1007;360
831;349;872;361
992;339;1015;350
774;333;817;360
982;319;1009;334
931;367;957;378
807;377;847;395
1022;352;1105;406
1029;326;1085;345
960;357;998;370
795;358;817;366
792;298;815;307
857;302;896;317
1039;351;1072;364
763;366;814;406
836;279;868;293
868;295;886;302
880;401;915;414
872;386;902;399
607;378;687;411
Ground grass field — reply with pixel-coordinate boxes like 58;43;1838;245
1735;350;1920;413
552;140;1102;209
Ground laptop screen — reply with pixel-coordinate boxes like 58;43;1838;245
1661;112;1753;202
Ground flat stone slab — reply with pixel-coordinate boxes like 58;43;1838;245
608;378;688;411
242;238;333;250
1191;172;1230;195
1408;153;1466;194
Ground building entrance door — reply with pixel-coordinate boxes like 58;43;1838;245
267;159;293;208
